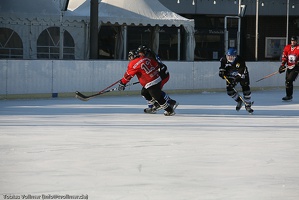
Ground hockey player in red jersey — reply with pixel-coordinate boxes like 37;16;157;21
279;36;299;101
118;49;175;116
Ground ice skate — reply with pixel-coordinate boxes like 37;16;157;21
282;96;292;101
168;99;179;111
144;103;159;114
164;110;175;116
144;101;160;114
143;107;157;114
236;100;243;111
245;102;254;114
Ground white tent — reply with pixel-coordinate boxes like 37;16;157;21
0;0;195;60
0;0;87;59
72;0;195;61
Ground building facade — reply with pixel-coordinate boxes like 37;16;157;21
159;0;299;61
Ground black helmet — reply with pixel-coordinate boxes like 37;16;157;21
128;49;137;60
137;45;149;54
291;36;298;41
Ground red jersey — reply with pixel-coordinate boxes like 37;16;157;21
281;44;299;69
121;56;161;89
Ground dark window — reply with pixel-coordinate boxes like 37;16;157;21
185;15;225;60
0;28;23;59
98;26;117;59
99;25;182;60
127;25;180;61
37;27;75;59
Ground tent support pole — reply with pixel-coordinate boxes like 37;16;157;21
90;0;98;59
178;29;180;61
123;25;127;60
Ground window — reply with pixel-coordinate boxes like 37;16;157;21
37;27;75;59
192;16;225;60
98;26;117;59
127;25;152;54
158;26;179;60
127;25;180;61
98;25;182;60
265;37;286;59
0;28;23;59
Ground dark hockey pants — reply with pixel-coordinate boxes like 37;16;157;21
226;79;251;103
285;67;299;97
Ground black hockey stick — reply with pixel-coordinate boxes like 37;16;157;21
75;79;120;101
75;81;139;101
223;76;251;107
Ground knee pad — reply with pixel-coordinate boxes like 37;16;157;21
243;90;251;100
227;90;239;101
227;90;236;97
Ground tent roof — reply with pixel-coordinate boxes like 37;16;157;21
0;0;81;22
0;0;194;30
73;0;194;29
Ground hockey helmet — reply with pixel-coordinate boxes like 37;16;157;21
226;48;237;62
291;36;298;41
128;49;137;60
137;45;149;55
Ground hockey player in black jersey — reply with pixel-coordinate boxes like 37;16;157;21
219;48;253;113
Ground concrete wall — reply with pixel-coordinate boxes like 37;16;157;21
0;60;284;98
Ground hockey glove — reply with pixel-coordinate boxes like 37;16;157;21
235;73;245;82
279;65;286;74
118;81;126;91
219;68;226;79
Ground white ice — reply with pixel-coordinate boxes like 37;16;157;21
1;89;299;200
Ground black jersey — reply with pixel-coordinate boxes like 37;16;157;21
219;55;249;81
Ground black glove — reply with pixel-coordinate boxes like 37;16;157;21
118;81;126;91
279;65;286;74
235;76;242;82
235;73;245;82
219;68;226;79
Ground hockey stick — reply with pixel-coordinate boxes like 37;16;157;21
75;81;139;101
223;76;251;107
75;79;120;101
255;70;279;82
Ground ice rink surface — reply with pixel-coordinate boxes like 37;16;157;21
1;89;299;200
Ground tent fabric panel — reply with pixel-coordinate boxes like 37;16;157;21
73;0;194;28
